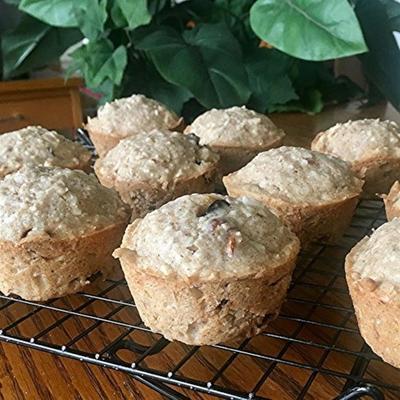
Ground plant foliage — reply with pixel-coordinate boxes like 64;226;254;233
250;0;367;61
1;0;399;118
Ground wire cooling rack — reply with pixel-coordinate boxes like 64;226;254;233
0;131;399;400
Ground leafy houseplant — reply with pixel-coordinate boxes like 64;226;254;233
1;0;399;120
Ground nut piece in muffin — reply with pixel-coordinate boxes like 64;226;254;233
0;126;91;178
311;119;400;198
114;193;300;345
0;166;129;301
223;146;364;246
86;94;182;156
345;219;400;368
94;129;219;218
185;106;285;177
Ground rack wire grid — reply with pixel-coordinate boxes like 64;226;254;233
0;131;398;400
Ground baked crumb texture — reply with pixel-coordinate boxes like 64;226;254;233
0;166;129;300
345;218;400;368
185;106;285;176
95;130;219;219
114;193;300;345
223;146;363;246
312;119;400;198
383;181;400;220
86;94;181;156
0;126;91;178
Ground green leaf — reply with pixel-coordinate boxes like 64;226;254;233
144;69;192;114
318;75;363;105
97;79;117;103
135;23;251;108
270;88;323;114
215;0;254;17
147;0;169;15
69;39;127;97
355;0;400;110
75;0;107;40
115;0;151;29
2;14;81;78
245;48;298;112
286;59;363;108
122;59;192;114
110;1;128;27
181;98;207;123
19;0;84;27
383;0;400;31
250;0;368;61
69;39;113;86
94;45;127;86
0;1;22;34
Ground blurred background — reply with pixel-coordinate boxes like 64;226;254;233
0;0;399;133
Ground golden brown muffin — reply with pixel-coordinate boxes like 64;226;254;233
223;146;364;246
311;119;400;198
86;94;182;156
114;194;300;345
185;106;285;178
0;126;91;177
0;166;129;301
345;219;400;368
94;129;219;219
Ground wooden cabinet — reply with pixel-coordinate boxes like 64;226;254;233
0;77;83;134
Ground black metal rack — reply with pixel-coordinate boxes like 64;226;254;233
0;131;399;399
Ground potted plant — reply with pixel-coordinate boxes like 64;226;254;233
1;0;399;121
0;1;84;132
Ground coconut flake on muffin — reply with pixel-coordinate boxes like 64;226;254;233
86;94;182;156
312;119;400;197
346;218;400;368
185;106;285;177
0;166;129;300
114;193;299;345
224;146;363;245
0;126;91;178
94;129;219;218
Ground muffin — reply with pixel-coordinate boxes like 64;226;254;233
311;119;400;198
345;219;400;368
114;194;300;345
0;166;129;301
184;106;285;177
0;126;91;178
382;181;400;220
94;129;219;218
86;94;182;156
223;146;364;246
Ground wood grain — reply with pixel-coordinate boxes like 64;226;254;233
0;77;83;134
0;101;399;400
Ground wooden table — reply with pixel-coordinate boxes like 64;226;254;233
0;102;399;400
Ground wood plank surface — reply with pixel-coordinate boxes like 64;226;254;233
0;101;399;400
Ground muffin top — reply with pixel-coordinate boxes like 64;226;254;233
0;126;91;178
94;130;219;187
312;119;400;164
223;146;363;205
383;181;400;218
115;193;300;280
348;218;400;291
87;94;180;138
0;166;129;243
185;106;285;148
